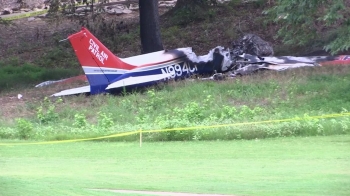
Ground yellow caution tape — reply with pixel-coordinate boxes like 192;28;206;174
0;131;139;146
1;10;48;21
0;2;90;21
0;112;349;146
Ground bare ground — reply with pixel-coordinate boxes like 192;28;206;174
0;9;144;61
0;80;88;121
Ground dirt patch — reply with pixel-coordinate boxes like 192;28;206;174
0;17;80;61
0;80;88;122
90;189;238;196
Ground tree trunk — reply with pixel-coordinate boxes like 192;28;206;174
139;0;164;54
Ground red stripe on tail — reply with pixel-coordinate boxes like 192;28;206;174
68;27;135;70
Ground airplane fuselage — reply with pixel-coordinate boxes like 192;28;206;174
85;58;202;94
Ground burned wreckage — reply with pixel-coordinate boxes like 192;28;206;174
186;33;342;80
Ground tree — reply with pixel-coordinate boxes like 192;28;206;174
139;0;164;54
267;0;350;54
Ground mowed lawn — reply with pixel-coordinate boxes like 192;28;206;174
1;136;350;196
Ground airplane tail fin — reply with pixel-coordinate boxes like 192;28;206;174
67;27;134;94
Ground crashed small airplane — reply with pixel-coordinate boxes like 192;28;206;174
52;27;233;96
52;27;350;96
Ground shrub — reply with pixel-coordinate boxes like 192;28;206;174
37;97;62;124
73;113;87;128
16;118;33;139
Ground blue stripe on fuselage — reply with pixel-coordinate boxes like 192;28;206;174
86;60;209;94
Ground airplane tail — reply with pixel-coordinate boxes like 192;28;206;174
67;27;134;94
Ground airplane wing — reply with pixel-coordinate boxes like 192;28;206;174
106;73;171;90
262;63;317;71
51;85;90;97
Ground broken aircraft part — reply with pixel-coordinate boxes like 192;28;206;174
232;33;274;57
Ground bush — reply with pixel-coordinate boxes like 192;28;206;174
16;118;33;139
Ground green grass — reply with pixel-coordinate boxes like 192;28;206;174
0;59;81;91
0;67;348;140
1;65;350;141
1;135;350;196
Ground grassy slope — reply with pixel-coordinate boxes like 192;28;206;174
1;65;350;141
1;136;350;196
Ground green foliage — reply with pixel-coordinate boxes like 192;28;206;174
73;113;87;128
239;105;264;119
266;0;350;54
16;118;33;139
97;112;114;129
0;127;16;139
174;101;205;122
136;107;151;124
1;66;350;141
220;105;237;119
145;89;164;110
37;97;62;124
2;112;350;140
